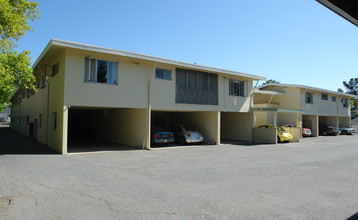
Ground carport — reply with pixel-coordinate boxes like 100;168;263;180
302;115;319;137
151;111;220;146
221;112;251;143
252;107;303;143
67;107;146;152
318;115;339;136
339;116;351;128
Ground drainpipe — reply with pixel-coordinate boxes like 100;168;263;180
145;62;157;150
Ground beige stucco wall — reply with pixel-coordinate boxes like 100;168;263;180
64;49;254;113
221;112;251;142
277;113;300;127
261;87;301;109
11;87;48;144
300;89;351;117
85;108;146;148
11;51;66;154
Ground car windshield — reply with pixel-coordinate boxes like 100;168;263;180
183;125;195;131
277;127;287;133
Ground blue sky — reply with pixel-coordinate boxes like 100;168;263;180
16;0;358;92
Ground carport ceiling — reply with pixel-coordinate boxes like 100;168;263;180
316;0;358;27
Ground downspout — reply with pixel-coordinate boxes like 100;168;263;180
145;62;157;150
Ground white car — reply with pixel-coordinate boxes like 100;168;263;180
170;124;204;144
339;127;357;135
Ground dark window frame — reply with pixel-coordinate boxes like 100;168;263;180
155;68;172;80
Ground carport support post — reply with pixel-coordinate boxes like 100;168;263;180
273;112;277;128
62;105;68;155
144;62;157;150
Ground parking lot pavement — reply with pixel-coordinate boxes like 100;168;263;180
1;128;358;220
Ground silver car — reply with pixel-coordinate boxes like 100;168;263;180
170;124;204;144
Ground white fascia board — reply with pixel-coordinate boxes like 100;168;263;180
259;83;358;99
49;39;266;81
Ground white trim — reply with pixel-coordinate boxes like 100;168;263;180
259;83;358;99
42;39;266;81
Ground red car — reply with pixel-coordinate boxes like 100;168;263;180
302;128;312;137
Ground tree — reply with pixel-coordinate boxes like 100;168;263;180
262;79;280;85
337;88;344;93
343;78;358;109
343;78;358;95
0;0;40;111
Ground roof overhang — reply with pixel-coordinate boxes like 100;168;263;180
253;88;285;96
259;83;358;99
33;39;266;81
316;0;358;27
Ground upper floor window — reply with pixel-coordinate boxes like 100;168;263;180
229;80;245;97
332;96;336;102
321;93;328;101
342;98;348;108
85;58;118;84
155;68;172;80
305;92;313;104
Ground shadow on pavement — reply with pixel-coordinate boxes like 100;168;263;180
0;127;58;155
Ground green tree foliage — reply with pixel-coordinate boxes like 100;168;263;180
343;78;358;95
343;78;358;109
262;79;280;85
0;0;39;111
337;88;344;93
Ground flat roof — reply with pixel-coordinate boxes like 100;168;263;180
33;39;266;81
259;83;358;99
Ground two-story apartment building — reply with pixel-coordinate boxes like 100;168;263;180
254;83;357;137
10;39;266;154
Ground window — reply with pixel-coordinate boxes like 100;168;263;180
229;80;245;97
52;112;57;130
85;58;118;84
39;113;42;128
155;68;172;80
342;98;348;108
332;96;336;102
305;92;313;104
175;68;218;105
321;93;328;101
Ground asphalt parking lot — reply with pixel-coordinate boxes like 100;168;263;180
1;127;358;220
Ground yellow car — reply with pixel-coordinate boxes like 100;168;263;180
258;125;293;143
276;126;292;143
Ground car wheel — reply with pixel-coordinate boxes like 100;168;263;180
342;130;347;135
277;136;281;143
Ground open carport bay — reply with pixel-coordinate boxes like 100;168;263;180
221;112;251;143
68;108;146;152
151;111;219;145
303;115;318;137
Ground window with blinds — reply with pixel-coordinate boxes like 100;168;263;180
175;68;218;105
